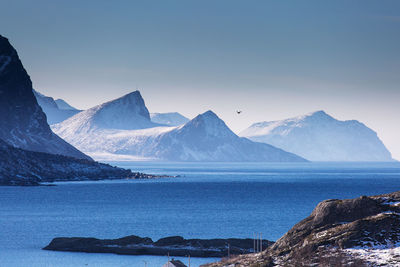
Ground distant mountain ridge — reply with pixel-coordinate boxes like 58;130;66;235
0;34;89;160
240;110;393;162
33;90;81;124
150;112;190;126
53;92;306;162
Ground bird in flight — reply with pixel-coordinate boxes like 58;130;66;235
236;110;242;114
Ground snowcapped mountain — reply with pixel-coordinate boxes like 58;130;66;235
53;97;306;162
150;112;190;126
33;90;81;124
0;34;90;160
240;110;393;162
52;91;160;135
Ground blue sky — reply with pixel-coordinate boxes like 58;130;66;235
1;0;399;159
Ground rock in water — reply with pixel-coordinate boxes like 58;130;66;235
0;34;89;160
43;235;274;258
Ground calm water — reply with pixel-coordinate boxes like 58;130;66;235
1;162;400;267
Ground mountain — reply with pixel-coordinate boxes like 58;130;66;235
150;112;190;126
145;111;306;162
240;110;393;162
54;90;160;133
33;90;81;124
0;34;89;160
53;96;307;162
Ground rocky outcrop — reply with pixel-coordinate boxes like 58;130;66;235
0;34;89;160
204;191;400;266
0;138;161;186
43;235;274;258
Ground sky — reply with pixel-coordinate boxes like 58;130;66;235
1;0;399;159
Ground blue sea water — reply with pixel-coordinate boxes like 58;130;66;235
1;162;400;267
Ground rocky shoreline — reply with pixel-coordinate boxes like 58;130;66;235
43;235;274;258
203;191;400;266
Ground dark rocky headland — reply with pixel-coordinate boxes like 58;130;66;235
0;138;165;186
203;191;400;266
43;235;274;258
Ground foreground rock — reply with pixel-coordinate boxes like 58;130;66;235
43;235;274;258
204;191;400;266
0;138;163;186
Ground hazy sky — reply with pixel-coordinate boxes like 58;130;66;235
1;0;399;159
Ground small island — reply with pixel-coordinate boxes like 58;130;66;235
43;235;274;258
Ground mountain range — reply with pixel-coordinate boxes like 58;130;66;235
52;91;306;162
2;32;393;164
240;110;393;162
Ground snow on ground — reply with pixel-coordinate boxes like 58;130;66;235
346;246;400;266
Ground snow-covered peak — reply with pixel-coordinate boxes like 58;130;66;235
53;90;160;133
179;110;236;138
242;110;336;137
303;110;335;122
240;110;393;162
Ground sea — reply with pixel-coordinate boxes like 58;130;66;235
1;162;400;267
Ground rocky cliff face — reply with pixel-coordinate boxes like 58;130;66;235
204;191;400;266
0;35;89;160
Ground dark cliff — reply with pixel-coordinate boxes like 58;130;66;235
0;35;89;160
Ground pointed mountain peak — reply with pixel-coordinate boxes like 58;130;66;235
97;90;148;116
56;90;159;131
117;90;143;102
198;110;218;119
306;110;333;119
181;110;236;138
190;110;223;125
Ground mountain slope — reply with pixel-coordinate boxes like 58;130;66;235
54;105;307;162
240;110;393;162
33;90;81;124
150;112;190;126
55;98;77;110
0;34;90;160
0;138;150;186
